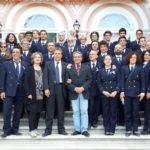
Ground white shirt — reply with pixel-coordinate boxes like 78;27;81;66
54;60;62;83
90;61;97;68
129;64;135;70
101;53;107;57
23;51;29;56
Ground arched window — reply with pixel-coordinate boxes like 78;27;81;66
99;14;130;29
24;14;55;29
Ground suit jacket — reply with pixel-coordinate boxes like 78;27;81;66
43;60;67;98
66;64;92;100
121;65;145;97
24;66;43;104
112;40;131;50
147;68;150;93
36;41;48;54
0;60;29;96
86;62;102;96
98;67;120;93
131;40;140;51
29;40;39;53
43;53;54;66
122;47;132;57
62;45;78;63
22;51;32;64
55;42;67;49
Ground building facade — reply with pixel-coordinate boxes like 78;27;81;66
0;0;150;42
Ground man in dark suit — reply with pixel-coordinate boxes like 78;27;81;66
66;51;92;137
131;29;143;51
0;46;28;138
87;50;102;129
62;36;78;63
21;38;32;64
36;30;48;54
43;42;55;65
43;48;68;136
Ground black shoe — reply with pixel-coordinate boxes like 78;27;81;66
105;132;110;135
133;131;140;136
82;131;90;137
1;133;11;138
42;132;51;137
58;130;68;135
110;132;114;135
125;131;132;137
71;131;81;136
141;130;149;135
92;123;98;128
12;132;22;136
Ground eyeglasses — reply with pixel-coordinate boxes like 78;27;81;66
1;46;6;48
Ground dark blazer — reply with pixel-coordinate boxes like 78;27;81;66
55;42;67;49
22;51;32;64
24;66;43;104
112;40;131;50
122;47;132;57
86;62;102;96
0;60;29;96
121;65;145;97
131;40;140;51
147;68;150;93
66;64;92;100
36;41;48;54
62;45;78;63
98;67;120;93
30;40;40;53
43;60;67;98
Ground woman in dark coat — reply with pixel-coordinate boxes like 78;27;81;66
98;55;120;135
24;52;44;137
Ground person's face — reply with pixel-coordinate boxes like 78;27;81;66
9;34;15;43
80;37;87;45
12;48;21;60
91;33;98;41
136;31;143;40
114;46;122;55
92;42;99;50
40;32;48;40
139;38;146;47
22;41;29;51
119;38;127;47
100;45;108;53
58;34;65;42
73;53;82;64
25;34;33;42
70;30;77;37
104;55;112;66
33;31;39;39
33;54;42;65
104;33;112;42
129;54;137;65
119;31;126;37
89;51;98;61
47;42;55;52
54;50;62;61
0;43;7;53
146;42;150;50
18;33;24;42
67;38;74;47
144;51;150;62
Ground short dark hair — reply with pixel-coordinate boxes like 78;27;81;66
90;31;99;41
136;29;143;34
139;36;146;41
103;30;112;37
118;36;127;42
99;40;108;48
125;51;141;65
40;30;48;35
119;28;127;34
25;31;33;36
12;46;22;54
141;50;150;62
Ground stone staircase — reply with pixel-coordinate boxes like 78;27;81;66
0;111;150;150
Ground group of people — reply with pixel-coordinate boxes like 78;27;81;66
0;28;149;138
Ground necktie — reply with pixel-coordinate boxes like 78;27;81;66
49;54;53;60
42;42;45;47
130;66;134;71
81;45;85;49
76;64;80;76
55;61;60;84
15;62;20;80
106;69;110;75
92;63;96;70
70;48;73;55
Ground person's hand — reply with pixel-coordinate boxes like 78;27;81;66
138;93;145;101
74;87;84;94
67;79;72;84
146;93;150;100
0;92;5;100
102;91;110;97
112;65;116;69
67;64;72;69
120;92;125;104
45;89;50;97
28;95;32;100
110;91;117;98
